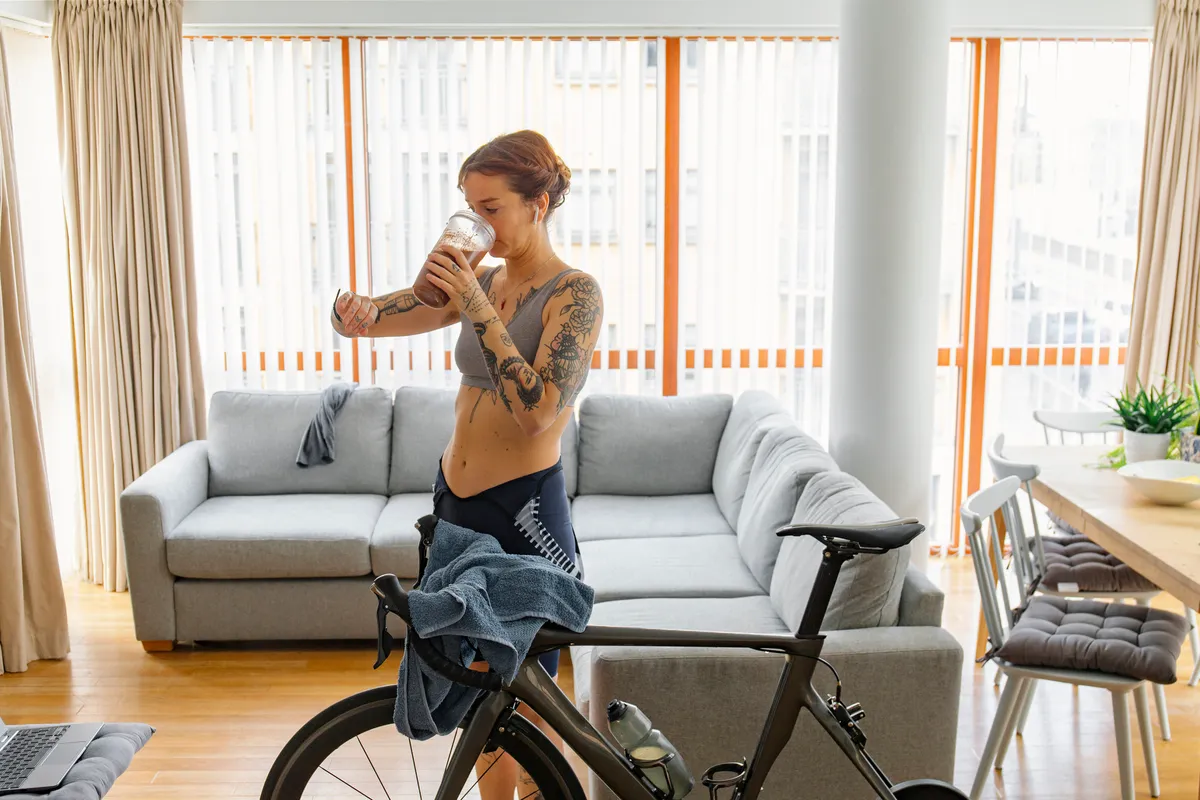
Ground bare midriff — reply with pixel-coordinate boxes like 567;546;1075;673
439;387;571;497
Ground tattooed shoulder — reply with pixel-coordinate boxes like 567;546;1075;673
539;272;603;412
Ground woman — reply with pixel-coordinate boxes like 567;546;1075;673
331;130;603;798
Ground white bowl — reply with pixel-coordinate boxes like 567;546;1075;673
1118;460;1200;506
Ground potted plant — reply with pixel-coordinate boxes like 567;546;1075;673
1183;367;1200;464
1106;380;1194;463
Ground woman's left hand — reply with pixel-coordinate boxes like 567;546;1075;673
423;247;493;320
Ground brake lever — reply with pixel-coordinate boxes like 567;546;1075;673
373;594;396;669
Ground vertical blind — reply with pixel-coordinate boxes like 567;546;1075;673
182;37;352;392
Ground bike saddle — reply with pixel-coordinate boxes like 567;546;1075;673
775;518;925;552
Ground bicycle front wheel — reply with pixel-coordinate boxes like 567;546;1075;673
261;685;586;800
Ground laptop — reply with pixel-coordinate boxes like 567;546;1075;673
0;722;102;795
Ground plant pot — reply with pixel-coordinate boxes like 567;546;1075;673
1123;430;1172;463
1182;431;1200;464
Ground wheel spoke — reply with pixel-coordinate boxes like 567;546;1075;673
409;736;423;800
458;749;503;800
358;736;393;800
318;765;376;800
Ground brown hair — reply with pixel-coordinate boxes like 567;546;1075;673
458;131;571;219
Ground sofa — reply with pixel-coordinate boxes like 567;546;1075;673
119;386;963;798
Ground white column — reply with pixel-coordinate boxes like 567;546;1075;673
828;0;950;569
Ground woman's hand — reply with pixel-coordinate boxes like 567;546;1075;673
423;247;493;321
331;290;379;337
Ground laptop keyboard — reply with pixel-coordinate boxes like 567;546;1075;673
0;726;70;790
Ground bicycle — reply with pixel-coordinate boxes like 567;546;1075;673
261;514;968;800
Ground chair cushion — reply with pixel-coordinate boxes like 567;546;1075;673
387;386;580;496
770;472;910;632
581;535;763;602
994;597;1188;684
571;494;733;542
736;424;838;590
712;390;793;525
167;495;385;579
577;394;732;495
371;494;435;579
1035;534;1160;594
207;387;394;496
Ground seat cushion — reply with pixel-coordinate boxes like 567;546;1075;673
994;597;1188;684
712;390;793;525
1035;534;1159;594
571;495;733;542
770;472;910;632
167;495;385;579
371;494;435;579
207;387;393;496
588;595;789;634
581;535;763;602
736;424;838;590
577;394;732;495
569;596;787;715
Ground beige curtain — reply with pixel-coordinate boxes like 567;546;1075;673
0;29;71;675
53;0;206;592
1126;0;1200;391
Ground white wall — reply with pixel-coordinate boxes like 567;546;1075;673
0;0;1157;37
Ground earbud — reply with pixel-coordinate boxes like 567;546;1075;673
534;209;541;226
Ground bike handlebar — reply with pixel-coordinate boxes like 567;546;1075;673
371;573;504;692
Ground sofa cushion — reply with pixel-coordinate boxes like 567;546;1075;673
571;495;733;542
582;535;763;602
371;494;435;579
770;472;910;632
387;386;580;496
167;495;385;579
994;597;1188;684
712;391;793;526
208;387;393;496
569;595;788;715
737;425;839;590
577;394;732;496
589;595;789;634
388;387;456;494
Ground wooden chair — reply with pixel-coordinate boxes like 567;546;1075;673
964;475;1187;800
1032;410;1200;689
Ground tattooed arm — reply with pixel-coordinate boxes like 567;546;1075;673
331;287;459;338
469;273;604;436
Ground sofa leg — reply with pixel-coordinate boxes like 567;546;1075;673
141;640;174;653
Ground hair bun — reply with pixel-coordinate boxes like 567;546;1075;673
459;130;572;218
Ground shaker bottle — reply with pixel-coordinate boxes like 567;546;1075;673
413;210;497;308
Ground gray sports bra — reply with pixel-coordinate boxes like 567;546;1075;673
455;266;581;390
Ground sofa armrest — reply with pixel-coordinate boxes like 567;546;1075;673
577;626;962;800
119;441;209;643
897;565;945;627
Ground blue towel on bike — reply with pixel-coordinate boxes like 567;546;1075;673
394;518;595;740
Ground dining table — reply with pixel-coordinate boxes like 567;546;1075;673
1000;444;1200;799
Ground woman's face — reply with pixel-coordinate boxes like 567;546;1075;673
461;171;543;259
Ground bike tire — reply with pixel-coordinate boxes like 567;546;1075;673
260;684;587;800
890;778;970;799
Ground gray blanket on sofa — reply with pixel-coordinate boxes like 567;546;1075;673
394;519;594;740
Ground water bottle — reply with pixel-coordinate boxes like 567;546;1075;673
607;700;695;799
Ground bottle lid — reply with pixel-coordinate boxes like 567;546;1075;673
606;700;627;722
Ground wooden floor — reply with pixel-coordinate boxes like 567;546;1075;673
2;558;1198;799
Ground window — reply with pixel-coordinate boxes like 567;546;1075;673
983;39;1150;448
554;39;620;84
571;169;619;244
183;37;351;392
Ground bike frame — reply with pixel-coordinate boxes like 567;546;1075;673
434;627;899;800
